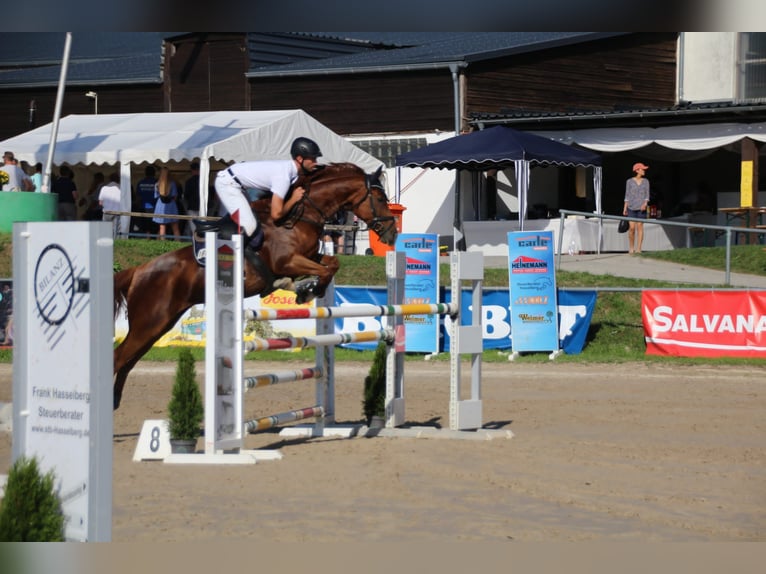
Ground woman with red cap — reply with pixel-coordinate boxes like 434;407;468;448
623;162;650;254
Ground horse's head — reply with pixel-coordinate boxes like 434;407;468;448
299;163;398;246
356;165;398;246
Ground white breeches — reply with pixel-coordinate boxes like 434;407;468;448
214;170;258;236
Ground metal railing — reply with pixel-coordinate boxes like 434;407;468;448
556;209;766;286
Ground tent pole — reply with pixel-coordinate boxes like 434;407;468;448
450;63;465;251
41;32;72;194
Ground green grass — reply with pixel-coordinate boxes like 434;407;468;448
1;234;764;366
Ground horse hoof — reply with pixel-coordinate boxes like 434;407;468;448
294;278;319;304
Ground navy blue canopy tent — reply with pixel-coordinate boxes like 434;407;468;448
395;125;602;243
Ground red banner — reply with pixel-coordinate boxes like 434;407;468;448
642;290;766;357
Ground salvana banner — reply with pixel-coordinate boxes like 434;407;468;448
643;290;766;357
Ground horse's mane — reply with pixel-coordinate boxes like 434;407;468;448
295;162;363;188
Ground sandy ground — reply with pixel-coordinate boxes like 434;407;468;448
0;359;764;542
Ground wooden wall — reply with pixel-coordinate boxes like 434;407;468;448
250;71;456;136
166;34;250;112
466;33;679;118
248;34;678;137
0;85;163;141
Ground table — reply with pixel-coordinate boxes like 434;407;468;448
717;206;766;245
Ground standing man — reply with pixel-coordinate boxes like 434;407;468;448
53;165;78;221
623;162;650;254
214;136;322;260
0;151;33;191
98;172;123;238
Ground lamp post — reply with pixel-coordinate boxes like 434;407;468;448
85;91;98;114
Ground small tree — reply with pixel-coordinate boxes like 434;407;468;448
0;456;65;541
362;341;387;424
167;348;204;441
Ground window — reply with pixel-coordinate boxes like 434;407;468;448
740;32;766;102
353;138;428;168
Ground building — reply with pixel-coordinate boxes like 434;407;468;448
2;32;764;252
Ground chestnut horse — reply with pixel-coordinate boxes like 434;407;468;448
112;163;397;409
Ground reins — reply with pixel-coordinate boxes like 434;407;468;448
276;166;395;239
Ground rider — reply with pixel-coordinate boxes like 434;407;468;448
214;136;322;258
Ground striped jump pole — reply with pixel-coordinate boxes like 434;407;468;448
244;367;323;391
244;406;325;433
244;302;458;322
243;329;394;352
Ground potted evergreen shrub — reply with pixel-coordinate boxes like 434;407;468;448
0;456;65;541
167;348;204;453
362;340;387;427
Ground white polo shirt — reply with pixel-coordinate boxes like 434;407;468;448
227;160;298;200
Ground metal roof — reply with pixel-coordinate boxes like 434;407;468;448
0;32;626;88
246;32;625;77
469;101;766;129
0;32;170;88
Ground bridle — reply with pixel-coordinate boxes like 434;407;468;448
350;173;396;240
278;169;396;239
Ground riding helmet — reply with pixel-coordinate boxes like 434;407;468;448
290;137;322;159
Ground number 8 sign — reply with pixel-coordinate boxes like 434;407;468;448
132;419;172;461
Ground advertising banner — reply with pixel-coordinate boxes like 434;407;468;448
394;233;440;353
507;231;559;352
643;290;766;357
333;286;595;355
115;284;596;355
12;222;113;541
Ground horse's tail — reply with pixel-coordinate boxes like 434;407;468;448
113;267;136;320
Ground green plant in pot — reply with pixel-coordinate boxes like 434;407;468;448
167;348;204;453
362;340;387;427
0;455;65;541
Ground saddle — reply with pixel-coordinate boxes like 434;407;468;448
190;215;293;299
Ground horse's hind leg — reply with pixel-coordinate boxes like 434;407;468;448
113;314;185;409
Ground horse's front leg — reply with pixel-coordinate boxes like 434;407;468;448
279;254;339;304
312;254;340;298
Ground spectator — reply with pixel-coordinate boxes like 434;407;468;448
135;165;159;237
153;166;181;240
30;162;43;192
0;283;13;346
99;172;123;237
623;162;650;255
83;172;105;220
53;165;78;220
0;151;33;191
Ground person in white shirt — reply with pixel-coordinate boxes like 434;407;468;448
0;151;33;191
98;172;123;237
214;137;322;255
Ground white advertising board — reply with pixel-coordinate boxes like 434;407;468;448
12;222;113;542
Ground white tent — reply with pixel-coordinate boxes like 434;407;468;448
532;121;766;152
0;110;384;232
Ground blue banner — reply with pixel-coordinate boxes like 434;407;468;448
334;286;596;355
507;231;559;352
394;233;440;353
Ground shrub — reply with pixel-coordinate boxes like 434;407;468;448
0;456;65;541
167;347;204;440
362;341;387;424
